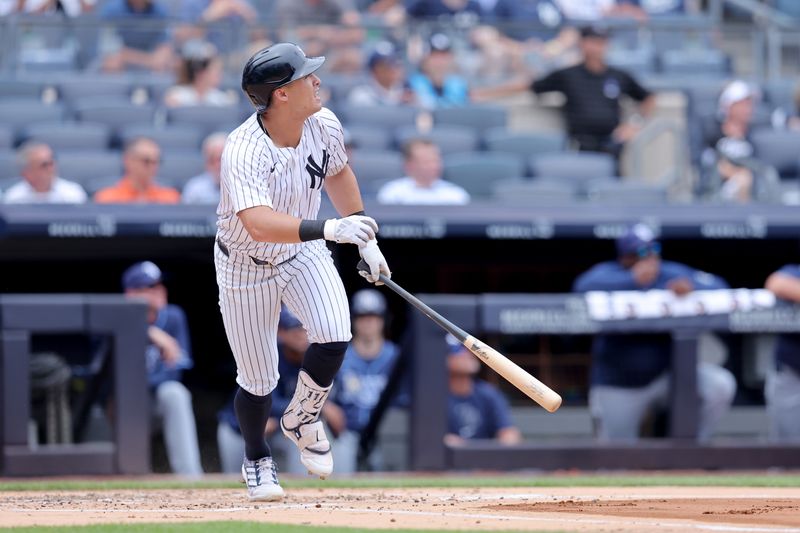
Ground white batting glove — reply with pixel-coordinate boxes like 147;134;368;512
358;239;391;285
323;215;378;247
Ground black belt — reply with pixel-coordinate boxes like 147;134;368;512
217;238;296;267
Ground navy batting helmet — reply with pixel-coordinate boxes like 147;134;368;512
241;43;325;112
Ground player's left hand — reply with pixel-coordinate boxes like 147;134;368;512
358;239;391;285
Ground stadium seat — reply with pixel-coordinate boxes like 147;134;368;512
0;176;18;192
0;79;45;100
0;126;13;150
442;152;524;198
764;81;798;116
323;73;371;104
56;151;121;185
433;105;507;131
57;78;133;106
660;49;730;76
83;176;118;197
492;178;576;205
349;149;404;192
338;105;419;129
751;129;800;180
166;105;242;135
394;125;479;154
529;152;616;189
0;150;19;180
159;152;205;189
484;129;566;161
345;125;392;151
0;101;65;130
22;122;111;151
585;178;669;204
75;102;156;132
118;125;206;152
607;46;656;75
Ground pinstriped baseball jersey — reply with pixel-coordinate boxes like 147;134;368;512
216;106;348;265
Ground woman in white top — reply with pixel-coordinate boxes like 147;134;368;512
164;40;238;108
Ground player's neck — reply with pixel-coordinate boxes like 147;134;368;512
260;111;304;149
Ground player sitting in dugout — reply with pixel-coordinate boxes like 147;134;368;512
572;224;736;442
444;334;522;447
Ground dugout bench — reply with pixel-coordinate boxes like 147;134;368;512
0;295;149;476
408;294;800;471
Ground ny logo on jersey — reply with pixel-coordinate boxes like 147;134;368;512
305;150;329;190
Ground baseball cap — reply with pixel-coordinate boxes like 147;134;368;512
122;261;163;290
580;24;610;39
718;80;757;114
351;289;387;316
367;41;400;70
445;333;467;356
616;224;659;257
278;306;303;330
428;33;452;53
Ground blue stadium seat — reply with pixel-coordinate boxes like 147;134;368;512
433;105;507;131
529;152;616;189
0;79;46;100
57;78;133;106
492;178;576;205
75;102;156;132
345;125;392;151
585;178;669;204
660;49;730;77
119;125;206;152
484;129;566;161
0;150;19;180
159;152;205;190
394;125;479;154
349;149;404;193
22;122;111;151
339;105;419;129
443;152;524;198
0;126;13;150
752;128;800;180
0;101;65;130
166;105;243;135
56;151;121;186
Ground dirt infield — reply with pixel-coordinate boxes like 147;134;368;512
3;485;800;532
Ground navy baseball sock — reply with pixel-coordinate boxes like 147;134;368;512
234;387;272;461
302;341;348;387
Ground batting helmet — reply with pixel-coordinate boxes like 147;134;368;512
241;43;325;112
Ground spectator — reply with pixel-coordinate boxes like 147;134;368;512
408;33;470;109
95;137;181;204
620;0;699;16
122;261;203;476
100;0;174;73
347;41;415;107
175;0;257;49
700;80;780;203
377;139;470;205
3;141;87;204
445;334;522;446
530;24;654;160
329;289;406;472
217;307;339;474
7;0;97;16
275;0;363;48
572;224;736;442
405;0;483;19
764;264;800;441
554;0;647;21
182;132;226;204
164;40;238;108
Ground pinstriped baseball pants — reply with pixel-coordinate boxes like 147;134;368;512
214;240;352;396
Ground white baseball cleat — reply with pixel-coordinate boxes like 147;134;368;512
280;418;333;479
281;370;334;479
241;456;285;501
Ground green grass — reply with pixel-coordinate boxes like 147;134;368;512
2;473;800;492
1;524;564;533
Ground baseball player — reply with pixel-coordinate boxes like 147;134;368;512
214;42;390;501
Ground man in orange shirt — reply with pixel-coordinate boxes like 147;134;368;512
95;137;181;203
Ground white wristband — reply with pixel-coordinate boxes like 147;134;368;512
323;219;336;241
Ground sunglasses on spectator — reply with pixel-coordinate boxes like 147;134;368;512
34;159;55;169
135;155;161;166
636;242;661;258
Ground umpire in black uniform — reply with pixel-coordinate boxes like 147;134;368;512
531;24;654;161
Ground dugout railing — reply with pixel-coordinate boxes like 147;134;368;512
408;294;800;471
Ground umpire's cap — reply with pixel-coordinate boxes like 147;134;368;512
241;42;325;113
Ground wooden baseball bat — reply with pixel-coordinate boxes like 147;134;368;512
359;262;562;412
